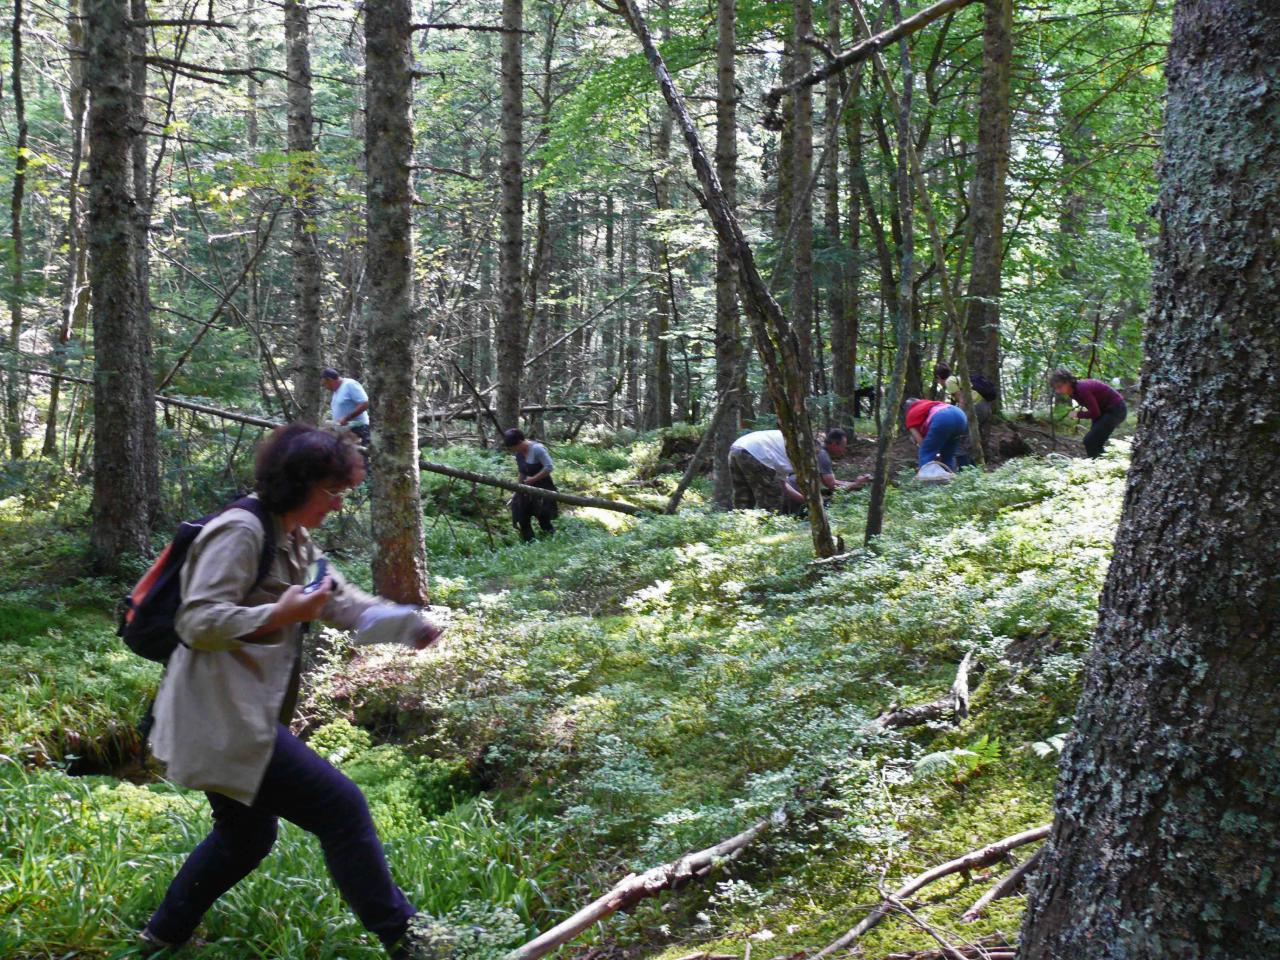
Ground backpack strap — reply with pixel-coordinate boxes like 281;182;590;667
224;496;277;592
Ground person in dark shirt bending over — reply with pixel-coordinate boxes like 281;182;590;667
1049;368;1128;458
502;428;558;541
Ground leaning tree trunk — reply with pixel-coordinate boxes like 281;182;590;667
285;0;323;424
496;0;525;429
1020;3;1280;956
618;0;837;558
6;0;29;460
710;0;740;508
86;0;156;569
365;0;428;605
962;0;1011;408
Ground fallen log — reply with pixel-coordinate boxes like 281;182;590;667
21;368;283;429
960;847;1044;923
809;824;1052;960
419;459;656;517
506;807;788;960
874;652;974;729
881;934;1016;960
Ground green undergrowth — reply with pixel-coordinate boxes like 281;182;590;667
0;437;1129;958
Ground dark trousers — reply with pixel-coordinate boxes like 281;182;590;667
350;423;372;474
512;479;557;542
147;724;415;950
1083;401;1127;458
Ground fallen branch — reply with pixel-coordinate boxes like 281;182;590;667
874;652;974;729
960;847;1044;923
20;368;281;429
810;824;1051;960
881;935;1017;960
419;459;655;517
506;807;788;960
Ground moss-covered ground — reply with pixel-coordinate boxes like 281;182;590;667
0;435;1128;958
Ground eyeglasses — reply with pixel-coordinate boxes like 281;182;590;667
319;485;350;503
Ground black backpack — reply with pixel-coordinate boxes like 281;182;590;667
971;374;999;403
118;497;275;663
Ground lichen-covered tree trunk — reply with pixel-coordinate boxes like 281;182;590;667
710;0;740;508
365;0;428;605
496;0;524;429
86;0;156;570
1019;3;1280;955
285;0;323;423
962;0;1011;407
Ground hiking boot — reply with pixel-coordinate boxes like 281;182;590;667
138;927;207;954
387;916;461;960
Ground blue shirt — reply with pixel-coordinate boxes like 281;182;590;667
330;378;369;426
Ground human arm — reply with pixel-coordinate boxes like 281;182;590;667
782;478;806;503
305;542;443;650
176;518;325;650
338;400;370;426
1074;383;1102;419
909;427;924;444
521;444;554;484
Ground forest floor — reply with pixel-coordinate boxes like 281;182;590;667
0;419;1127;960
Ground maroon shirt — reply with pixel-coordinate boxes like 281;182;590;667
1073;379;1124;419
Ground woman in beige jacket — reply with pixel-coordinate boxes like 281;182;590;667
142;425;441;958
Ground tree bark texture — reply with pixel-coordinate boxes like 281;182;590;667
496;0;525;428
1020;3;1280;956
86;0;157;569
962;0;1011;406
365;0;429;605
285;0;324;424
711;0;740;507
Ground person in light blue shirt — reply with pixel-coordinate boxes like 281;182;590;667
322;367;370;471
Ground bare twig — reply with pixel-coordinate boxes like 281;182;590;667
810;825;1051;960
960;847;1044;923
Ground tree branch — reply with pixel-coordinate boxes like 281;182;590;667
763;0;979;119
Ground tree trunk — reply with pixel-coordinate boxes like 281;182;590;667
285;0;323;424
711;0;740;507
864;0;914;544
365;0;428;605
496;0;524;429
86;0;156;570
648;0;675;430
840;67;864;421
792;0;815;390
7;0;29;460
824;0;849;425
962;0;1011;407
44;0;90;457
1020;3;1280;956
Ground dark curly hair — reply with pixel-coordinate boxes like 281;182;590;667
254;424;362;514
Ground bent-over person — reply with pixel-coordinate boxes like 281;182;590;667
503;428;558;541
